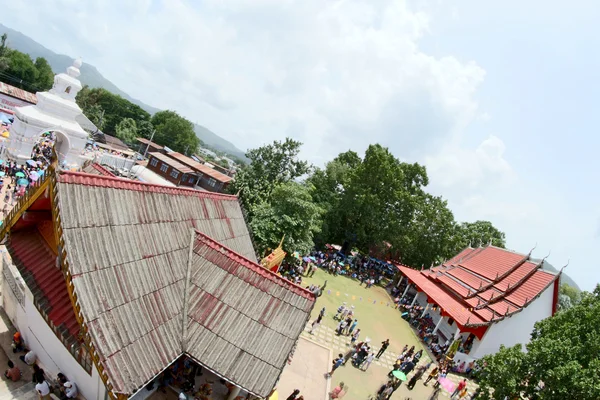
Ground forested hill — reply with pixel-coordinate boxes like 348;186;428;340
0;24;247;160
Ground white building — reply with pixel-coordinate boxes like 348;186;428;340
7;58;89;168
396;245;561;365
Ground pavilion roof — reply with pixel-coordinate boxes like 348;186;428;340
397;245;559;328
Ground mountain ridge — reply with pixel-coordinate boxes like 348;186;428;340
0;24;247;160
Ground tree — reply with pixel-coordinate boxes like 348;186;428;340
33;57;54;91
249;181;322;255
151;110;199;154
476;285;600;400
115;118;138;144
558;283;581;311
4;50;38;91
454;220;506;250
76;86;151;134
137;120;154;140
85;104;105;131
0;34;9;71
228;138;310;218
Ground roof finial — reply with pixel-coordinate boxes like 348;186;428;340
495;272;499;281
559;259;570;273
524;296;529;304
506;305;510;315
488;238;493;246
506;282;511;290
541;250;551;265
527;242;537;258
479;281;483;290
466;316;471;325
468;239;472;248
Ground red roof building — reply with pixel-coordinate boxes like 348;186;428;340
396;245;560;363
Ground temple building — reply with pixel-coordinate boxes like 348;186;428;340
1;163;314;399
6;59;89;168
396;245;561;364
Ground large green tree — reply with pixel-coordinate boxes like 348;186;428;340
150;110;199;154
76;86;151;134
249;181;323;255
228;138;310;218
32;57;54;91
558;283;581;311
115;118;138;144
476;285;600;400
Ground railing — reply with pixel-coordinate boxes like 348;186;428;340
2;255;25;308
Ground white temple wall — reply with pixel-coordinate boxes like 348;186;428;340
470;286;554;358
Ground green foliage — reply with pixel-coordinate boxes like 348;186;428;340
559;283;581;310
151;110;199;155
76;86;151;134
33;57;54;91
229;138;310;219
249;181;322;255
476;285;600;400
137;120;154;140
454;220;506;250
115;118;138;144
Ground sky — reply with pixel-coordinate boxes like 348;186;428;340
2;0;598;289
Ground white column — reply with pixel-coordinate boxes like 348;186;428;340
454;326;461;340
421;303;430;318
227;386;241;400
410;292;420;307
396;276;405;287
400;283;411;300
432;316;444;334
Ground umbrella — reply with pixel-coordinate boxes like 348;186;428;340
15;172;25;178
437;377;456;393
309;256;316;261
0;159;4;164
0;172;4;177
267;390;278;400
26;160;36;167
29;172;39;182
17;178;29;186
37;170;45;177
392;370;407;381
303;257;310;262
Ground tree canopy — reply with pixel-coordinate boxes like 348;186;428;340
235;139;505;267
115;118;138;144
76;86;151;135
0;36;55;92
150;110;200;155
476;285;600;400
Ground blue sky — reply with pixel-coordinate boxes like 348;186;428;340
2;0;597;289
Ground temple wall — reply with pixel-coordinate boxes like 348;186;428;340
470;285;554;358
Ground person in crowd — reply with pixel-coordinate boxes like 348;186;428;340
334;303;346;320
376;339;390;358
62;380;78;399
406;364;427;390
35;376;51;399
342;316;353;335
19;350;36;366
286;389;300;400
451;379;468;399
329;382;346;398
427;386;442;400
309;312;324;334
347;319;358;336
11;332;24;353
350;328;361;345
33;364;45;384
4;360;20;382
326;354;345;378
424;365;439;386
336;319;347;336
361;352;375;371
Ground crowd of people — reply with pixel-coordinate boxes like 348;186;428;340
5;331;78;399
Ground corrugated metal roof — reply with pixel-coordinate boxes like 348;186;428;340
136;137;164;150
148;152;195;174
54;170;281;395
0;81;38;104
186;232;314;396
166;152;233;183
81;163;116;177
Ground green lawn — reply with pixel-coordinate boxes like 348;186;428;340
300;269;431;399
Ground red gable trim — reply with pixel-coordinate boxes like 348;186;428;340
194;230;316;301
552;276;560;316
58;171;237;200
90;163;116;177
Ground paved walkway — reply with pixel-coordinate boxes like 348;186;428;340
301;322;479;399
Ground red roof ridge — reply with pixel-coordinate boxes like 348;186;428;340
58;170;238;200
90;163;116;177
193;230;316;301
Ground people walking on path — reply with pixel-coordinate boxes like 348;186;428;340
334;303;346;320
451;379;468;398
424;365;439;386
309;313;323;334
347;319;358;335
361;353;375;371
406;364;427;390
350;329;360;345
376;339;389;358
326;354;345;378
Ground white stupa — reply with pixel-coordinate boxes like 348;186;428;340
7;58;89;167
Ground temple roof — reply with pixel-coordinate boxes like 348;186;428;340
397;245;559;328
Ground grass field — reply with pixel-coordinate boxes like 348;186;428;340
299;269;432;400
